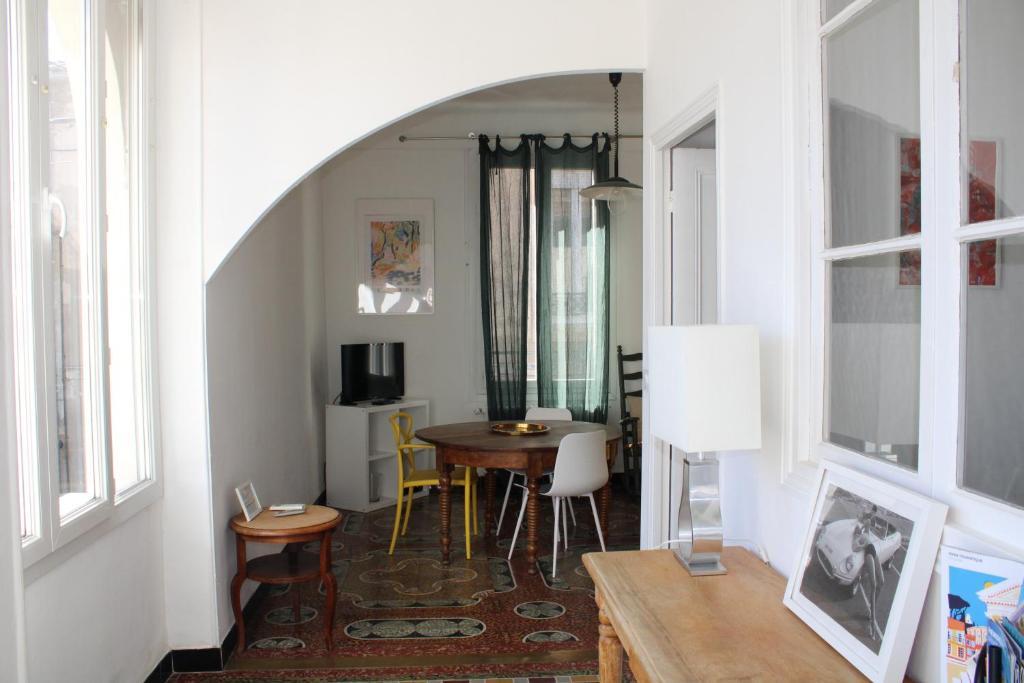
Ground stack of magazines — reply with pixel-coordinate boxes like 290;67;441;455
981;602;1024;683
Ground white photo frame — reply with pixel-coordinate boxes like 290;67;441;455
784;461;948;683
355;198;435;315
235;481;262;522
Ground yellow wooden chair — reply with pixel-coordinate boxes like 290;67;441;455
388;412;478;558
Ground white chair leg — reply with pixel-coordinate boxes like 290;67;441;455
552;497;561;578
560;498;569;550
507;493;529;561
566;496;577;527
496;471;517;536
588;493;607;552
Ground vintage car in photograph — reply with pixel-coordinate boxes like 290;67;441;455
813;514;902;589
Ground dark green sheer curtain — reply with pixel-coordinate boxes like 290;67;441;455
479;136;532;419
536;134;611;423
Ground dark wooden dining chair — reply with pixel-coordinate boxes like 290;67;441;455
617;345;642;496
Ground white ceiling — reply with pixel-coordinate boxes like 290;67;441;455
356;73;644;146
436;72;643;112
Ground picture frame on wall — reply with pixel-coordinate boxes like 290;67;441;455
355;198;435;315
783;461;948;683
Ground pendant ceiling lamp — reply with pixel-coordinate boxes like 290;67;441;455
580;72;642;201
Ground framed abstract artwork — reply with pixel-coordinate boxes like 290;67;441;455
899;137;1000;287
355;198;435;315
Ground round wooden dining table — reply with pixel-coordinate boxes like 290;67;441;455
415;420;621;573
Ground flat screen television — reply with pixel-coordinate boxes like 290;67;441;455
340;342;405;404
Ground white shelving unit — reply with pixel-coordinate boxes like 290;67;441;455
325;399;430;512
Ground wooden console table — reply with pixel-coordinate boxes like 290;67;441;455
583;548;867;682
229;505;341;651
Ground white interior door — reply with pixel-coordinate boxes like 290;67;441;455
668;147;718;541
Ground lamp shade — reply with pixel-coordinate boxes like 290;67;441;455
648;325;762;453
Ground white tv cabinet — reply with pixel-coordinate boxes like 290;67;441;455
325;399;430;512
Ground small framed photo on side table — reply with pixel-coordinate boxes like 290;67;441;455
235;481;262;522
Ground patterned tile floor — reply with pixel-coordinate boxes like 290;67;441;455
172;481;639;682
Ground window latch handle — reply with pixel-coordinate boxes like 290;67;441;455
47;190;68;239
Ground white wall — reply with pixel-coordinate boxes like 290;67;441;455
319;128;643;439
199;0;645;279
645;0;791;557
147;1;645;650
154;0;221;650
206;178;327;640
23;507;167;682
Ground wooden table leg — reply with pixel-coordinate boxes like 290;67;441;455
288;549;301;623
597;594;623;683
230;535;247;651
526;474;540;575
600;442;619;542
599;480;611;542
320;530;337;651
484;469;496;539
438;450;452;566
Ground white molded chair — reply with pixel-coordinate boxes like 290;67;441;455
507;429;608;577
496;407;573;536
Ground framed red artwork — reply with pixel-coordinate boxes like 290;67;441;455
899;137;998;286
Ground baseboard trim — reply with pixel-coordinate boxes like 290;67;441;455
143;652;173;683
170;647;223;673
147;582;271;674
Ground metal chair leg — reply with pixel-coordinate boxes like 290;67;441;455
496;471;518;536
588;493;607;552
552;496;561;578
507;493;528;561
561;498;569;550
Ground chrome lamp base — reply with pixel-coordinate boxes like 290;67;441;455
674;453;727;576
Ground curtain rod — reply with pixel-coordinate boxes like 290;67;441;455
398;133;641;142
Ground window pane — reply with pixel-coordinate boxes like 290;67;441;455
828;251;921;469
824;0;920;248
962;0;1023;224
961;235;1024;508
104;0;147;493
49;0;100;517
822;0;858;23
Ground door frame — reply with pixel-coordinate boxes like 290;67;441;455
640;85;721;549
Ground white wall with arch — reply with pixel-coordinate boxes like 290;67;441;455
155;0;646;649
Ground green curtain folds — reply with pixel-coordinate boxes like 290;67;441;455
479;135;532;420
536;134;611;423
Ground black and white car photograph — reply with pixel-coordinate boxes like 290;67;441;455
798;484;915;654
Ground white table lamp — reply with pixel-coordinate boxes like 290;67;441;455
648;325;762;575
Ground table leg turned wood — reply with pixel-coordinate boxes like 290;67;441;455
288;549;301;624
599;480;612;542
526;474;540;575
597;594;623;683
438;453;453;566
231;535;247;651
484;469;496;539
320;529;337;651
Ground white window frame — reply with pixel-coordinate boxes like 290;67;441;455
7;0;160;569
787;0;1024;555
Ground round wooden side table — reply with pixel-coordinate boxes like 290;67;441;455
229;505;342;651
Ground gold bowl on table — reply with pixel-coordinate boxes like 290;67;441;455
490;422;550;436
